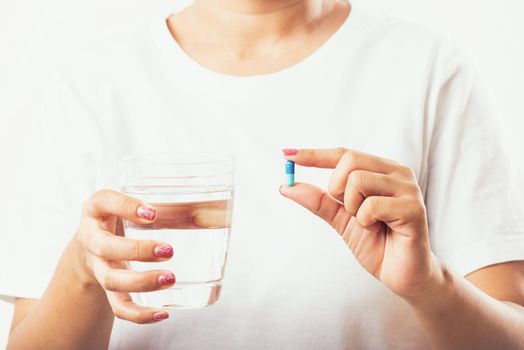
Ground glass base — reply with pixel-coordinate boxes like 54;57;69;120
132;281;222;309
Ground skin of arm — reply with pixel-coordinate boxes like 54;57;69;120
8;241;114;350
409;261;524;350
281;148;524;350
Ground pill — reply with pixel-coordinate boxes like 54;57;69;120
286;160;295;186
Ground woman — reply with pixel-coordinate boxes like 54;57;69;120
3;0;524;349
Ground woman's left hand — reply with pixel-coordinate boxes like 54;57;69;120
280;148;441;299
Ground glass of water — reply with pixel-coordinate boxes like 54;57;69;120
120;153;234;309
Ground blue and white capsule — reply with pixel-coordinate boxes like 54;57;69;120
285;160;295;186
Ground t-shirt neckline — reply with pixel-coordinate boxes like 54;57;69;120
149;1;367;84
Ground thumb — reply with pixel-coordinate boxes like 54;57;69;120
279;182;348;231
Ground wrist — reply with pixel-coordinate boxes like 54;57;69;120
64;237;101;291
403;254;455;311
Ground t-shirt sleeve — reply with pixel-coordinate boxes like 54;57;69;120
0;71;98;302
425;50;524;277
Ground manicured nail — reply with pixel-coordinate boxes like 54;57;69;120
137;206;156;220
158;272;176;286
283;148;299;156
153;312;169;321
154;244;173;258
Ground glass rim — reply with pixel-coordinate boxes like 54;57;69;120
120;152;235;167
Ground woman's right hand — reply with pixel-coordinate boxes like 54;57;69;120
73;189;175;323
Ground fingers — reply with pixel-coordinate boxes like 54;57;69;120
107;292;170;324
83;189;156;224
92;258;176;293
356;196;426;232
281;148;424;231
84;229;173;261
282;147;426;243
342;171;417;216
328;151;402;201
279;182;351;234
284;148;403;202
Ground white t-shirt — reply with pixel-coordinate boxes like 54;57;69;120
2;4;523;349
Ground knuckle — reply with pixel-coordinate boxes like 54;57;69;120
399;165;416;179
122;239;148;262
311;149;322;167
90;239;102;257
368;197;380;212
134;240;143;261
356;205;372;226
348;170;365;188
344;201;357;216
101;273;116;291
85;233;100;255
343;149;359;165
412;199;427;216
89;236;107;257
122;196;137;218
327;182;341;198
387;157;400;165
407;168;417;179
335;147;348;157
93;189;111;206
404;181;421;196
88;189;114;216
97;188;114;198
403;197;425;218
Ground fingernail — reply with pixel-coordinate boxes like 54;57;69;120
154;244;173;258
153;312;169;321
283;148;299;156
137;206;156;220
158;272;176;285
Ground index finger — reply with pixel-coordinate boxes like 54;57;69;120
283;148;348;168
283;148;399;174
83;189;157;225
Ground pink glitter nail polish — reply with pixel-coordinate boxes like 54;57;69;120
137;206;156;220
153;312;169;321
158;272;176;285
154;244;174;258
283;148;299;156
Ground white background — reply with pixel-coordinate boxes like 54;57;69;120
1;0;523;347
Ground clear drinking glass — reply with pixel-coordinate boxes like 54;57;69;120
120;153;234;309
